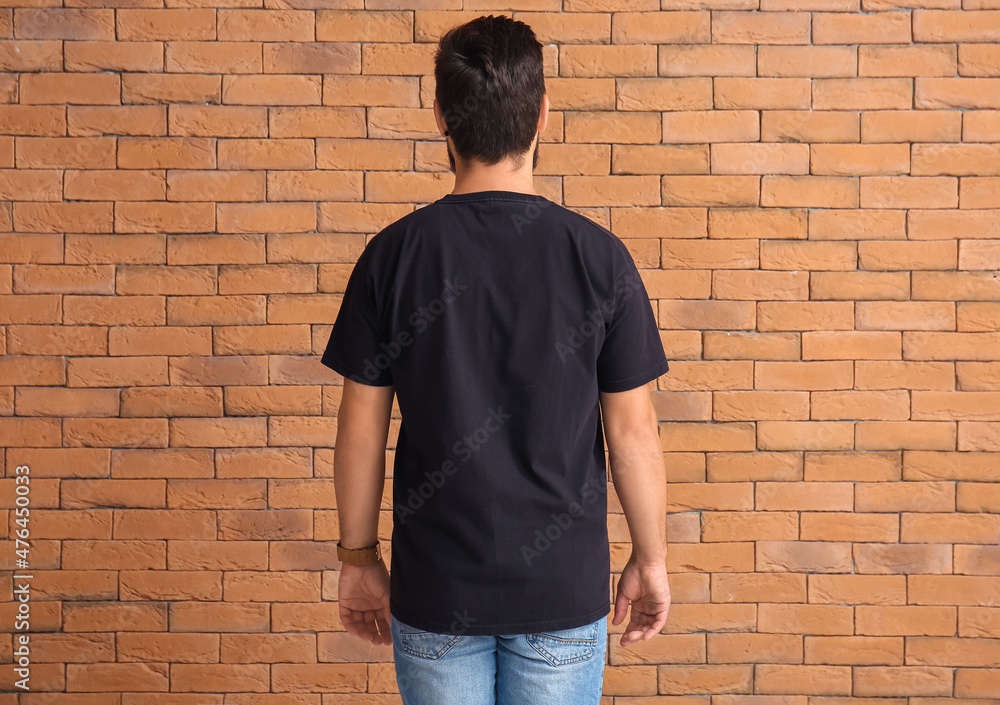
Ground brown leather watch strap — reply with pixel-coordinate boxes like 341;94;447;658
337;541;381;565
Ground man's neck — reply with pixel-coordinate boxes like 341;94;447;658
449;147;537;196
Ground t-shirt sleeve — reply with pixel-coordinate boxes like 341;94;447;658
321;244;394;387
596;244;669;393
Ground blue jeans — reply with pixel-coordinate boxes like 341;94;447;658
391;614;608;705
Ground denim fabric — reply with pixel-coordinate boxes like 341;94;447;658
391;614;608;705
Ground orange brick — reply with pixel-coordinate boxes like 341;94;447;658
318;203;413;233
364;171;451;204
711;572;807;603
168;105;267;138
857;605;957;636
814;11;911;44
0;40;60;73
815;78;914;110
67;356;168;388
762;175;859;208
0;355;66;385
916;77;1000;109
69;106;167;137
913;271;1000;300
662;175;760;207
957;482;1000;513
860;45;957;78
663;110;759;143
323;75;419;108
913;9;1000;41
854;666;953;697
170;417;267;448
564;175;660;207
660;45;757;77
167;234;265;266
120;387;222;418
961;177;1000;209
660;422;756;452
811;144;910;176
611;11;708;43
222;75;322;106
703;332;801;361
701;510;798;542
713;11;810;44
0;293;61;324
116;202;215;234
508;11;610;44
959;607;1000;638
755;361;853;391
806;636;903;666
716;78;811;110
117;9;216;41
958;421;1000;451
8;325;106;356
659;301;754;330
762;110;860;143
65;418;169;448
165;41;262;74
758;303;854;331
565;111;661;144
218;139;314;170
955;545;1000;575
863;110;962;143
0;169;62;201
166;170;265;202
119;137;215;170
958;363;1000;391
122;74;221;105
657;665;753;695
912;575;1000;606
15;8;115;40
812;391;910;420
70;46;166;78
361;42;435;75
534;144;611;176
316;10;412;42
758;45;857;78
711;143;809;175
757;421;855;451
758;603;854;634
217;203;316;234
640;270;712;299
914;144;1000;176
859;242;958;273
264;42;359;74
16;136;115;169
706;633;803;664
904;332;1000;360
64;170;165;202
109;326;212;356
953;302;1000;336
707;451;803;482
956;668;1000;698
755;664;853;695
855;480;955;513
804;451;901;481
708;208;806;240
663;360;753;391
857;421;957;450
612;144;709;175
811;272;910;300
0;105;66;137
617;77;712;111
561;45;656;77
713;391;809;420
802;331;901;360
914;391;1000;421
961;44;1000;76
14;202;114;234
800;511;899;542
810;209;905;242
662;239;758;269
268;234;363;265
14;264;115;295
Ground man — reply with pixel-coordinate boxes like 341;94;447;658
323;15;671;705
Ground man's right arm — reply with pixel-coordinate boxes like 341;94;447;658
600;381;671;646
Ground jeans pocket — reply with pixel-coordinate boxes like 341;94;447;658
395;623;464;661
527;620;600;667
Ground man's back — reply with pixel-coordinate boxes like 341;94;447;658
323;189;667;635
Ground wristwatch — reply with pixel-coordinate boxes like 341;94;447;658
337;541;381;565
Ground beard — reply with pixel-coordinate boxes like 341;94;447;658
445;137;540;173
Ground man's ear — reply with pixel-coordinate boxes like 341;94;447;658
536;94;550;134
433;99;449;138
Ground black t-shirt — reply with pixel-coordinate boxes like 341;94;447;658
322;190;669;636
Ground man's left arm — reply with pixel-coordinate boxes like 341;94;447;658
334;377;395;645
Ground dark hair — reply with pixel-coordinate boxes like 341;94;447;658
434;15;545;167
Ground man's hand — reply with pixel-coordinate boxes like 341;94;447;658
339;560;391;646
612;556;671;647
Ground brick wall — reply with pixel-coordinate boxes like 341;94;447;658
2;0;999;701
